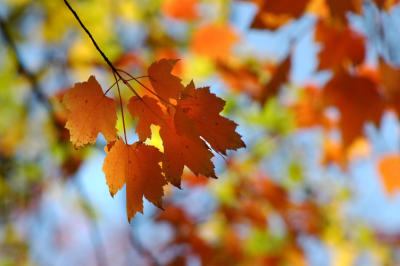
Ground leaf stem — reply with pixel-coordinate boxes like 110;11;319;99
64;0;167;135
113;72;128;144
63;0;152;96
117;69;173;107
104;79;120;96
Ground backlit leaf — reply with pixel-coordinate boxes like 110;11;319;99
148;59;184;101
160;111;216;187
102;139;166;220
176;82;245;155
63;76;118;148
127;95;163;141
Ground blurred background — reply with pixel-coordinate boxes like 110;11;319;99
2;0;400;265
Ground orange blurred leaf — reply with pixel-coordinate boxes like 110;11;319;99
378;154;400;196
315;20;365;70
322;70;385;147
163;0;198;21
191;23;239;60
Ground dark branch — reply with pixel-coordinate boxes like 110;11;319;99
63;0;124;81
0;18;50;109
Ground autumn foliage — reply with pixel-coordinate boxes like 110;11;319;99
3;0;400;265
63;59;245;220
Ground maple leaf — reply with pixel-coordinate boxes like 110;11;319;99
102;139;166;220
160;110;216;187
63;75;118;148
148;59;184;101
315;20;365;70
190;23;239;60
378;154;400;196
176;81;245;155
127;95;163;141
144;60;246;188
322;69;385;147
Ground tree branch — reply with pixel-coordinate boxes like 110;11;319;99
0;18;50;109
63;0;124;81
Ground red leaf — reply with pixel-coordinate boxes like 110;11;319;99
148;59;184;101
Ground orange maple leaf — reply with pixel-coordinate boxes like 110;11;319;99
143;60;245;187
102;139;166;220
176;81;245;155
63;75;118;148
160;110;217;187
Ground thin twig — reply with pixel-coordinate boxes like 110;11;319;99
63;0;150;96
117;69;173;107
128;226;160;266
0;18;49;109
113;72;128;144
63;0;170;127
104;78;120;96
0;17;68;143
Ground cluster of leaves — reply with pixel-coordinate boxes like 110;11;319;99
63;58;244;220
